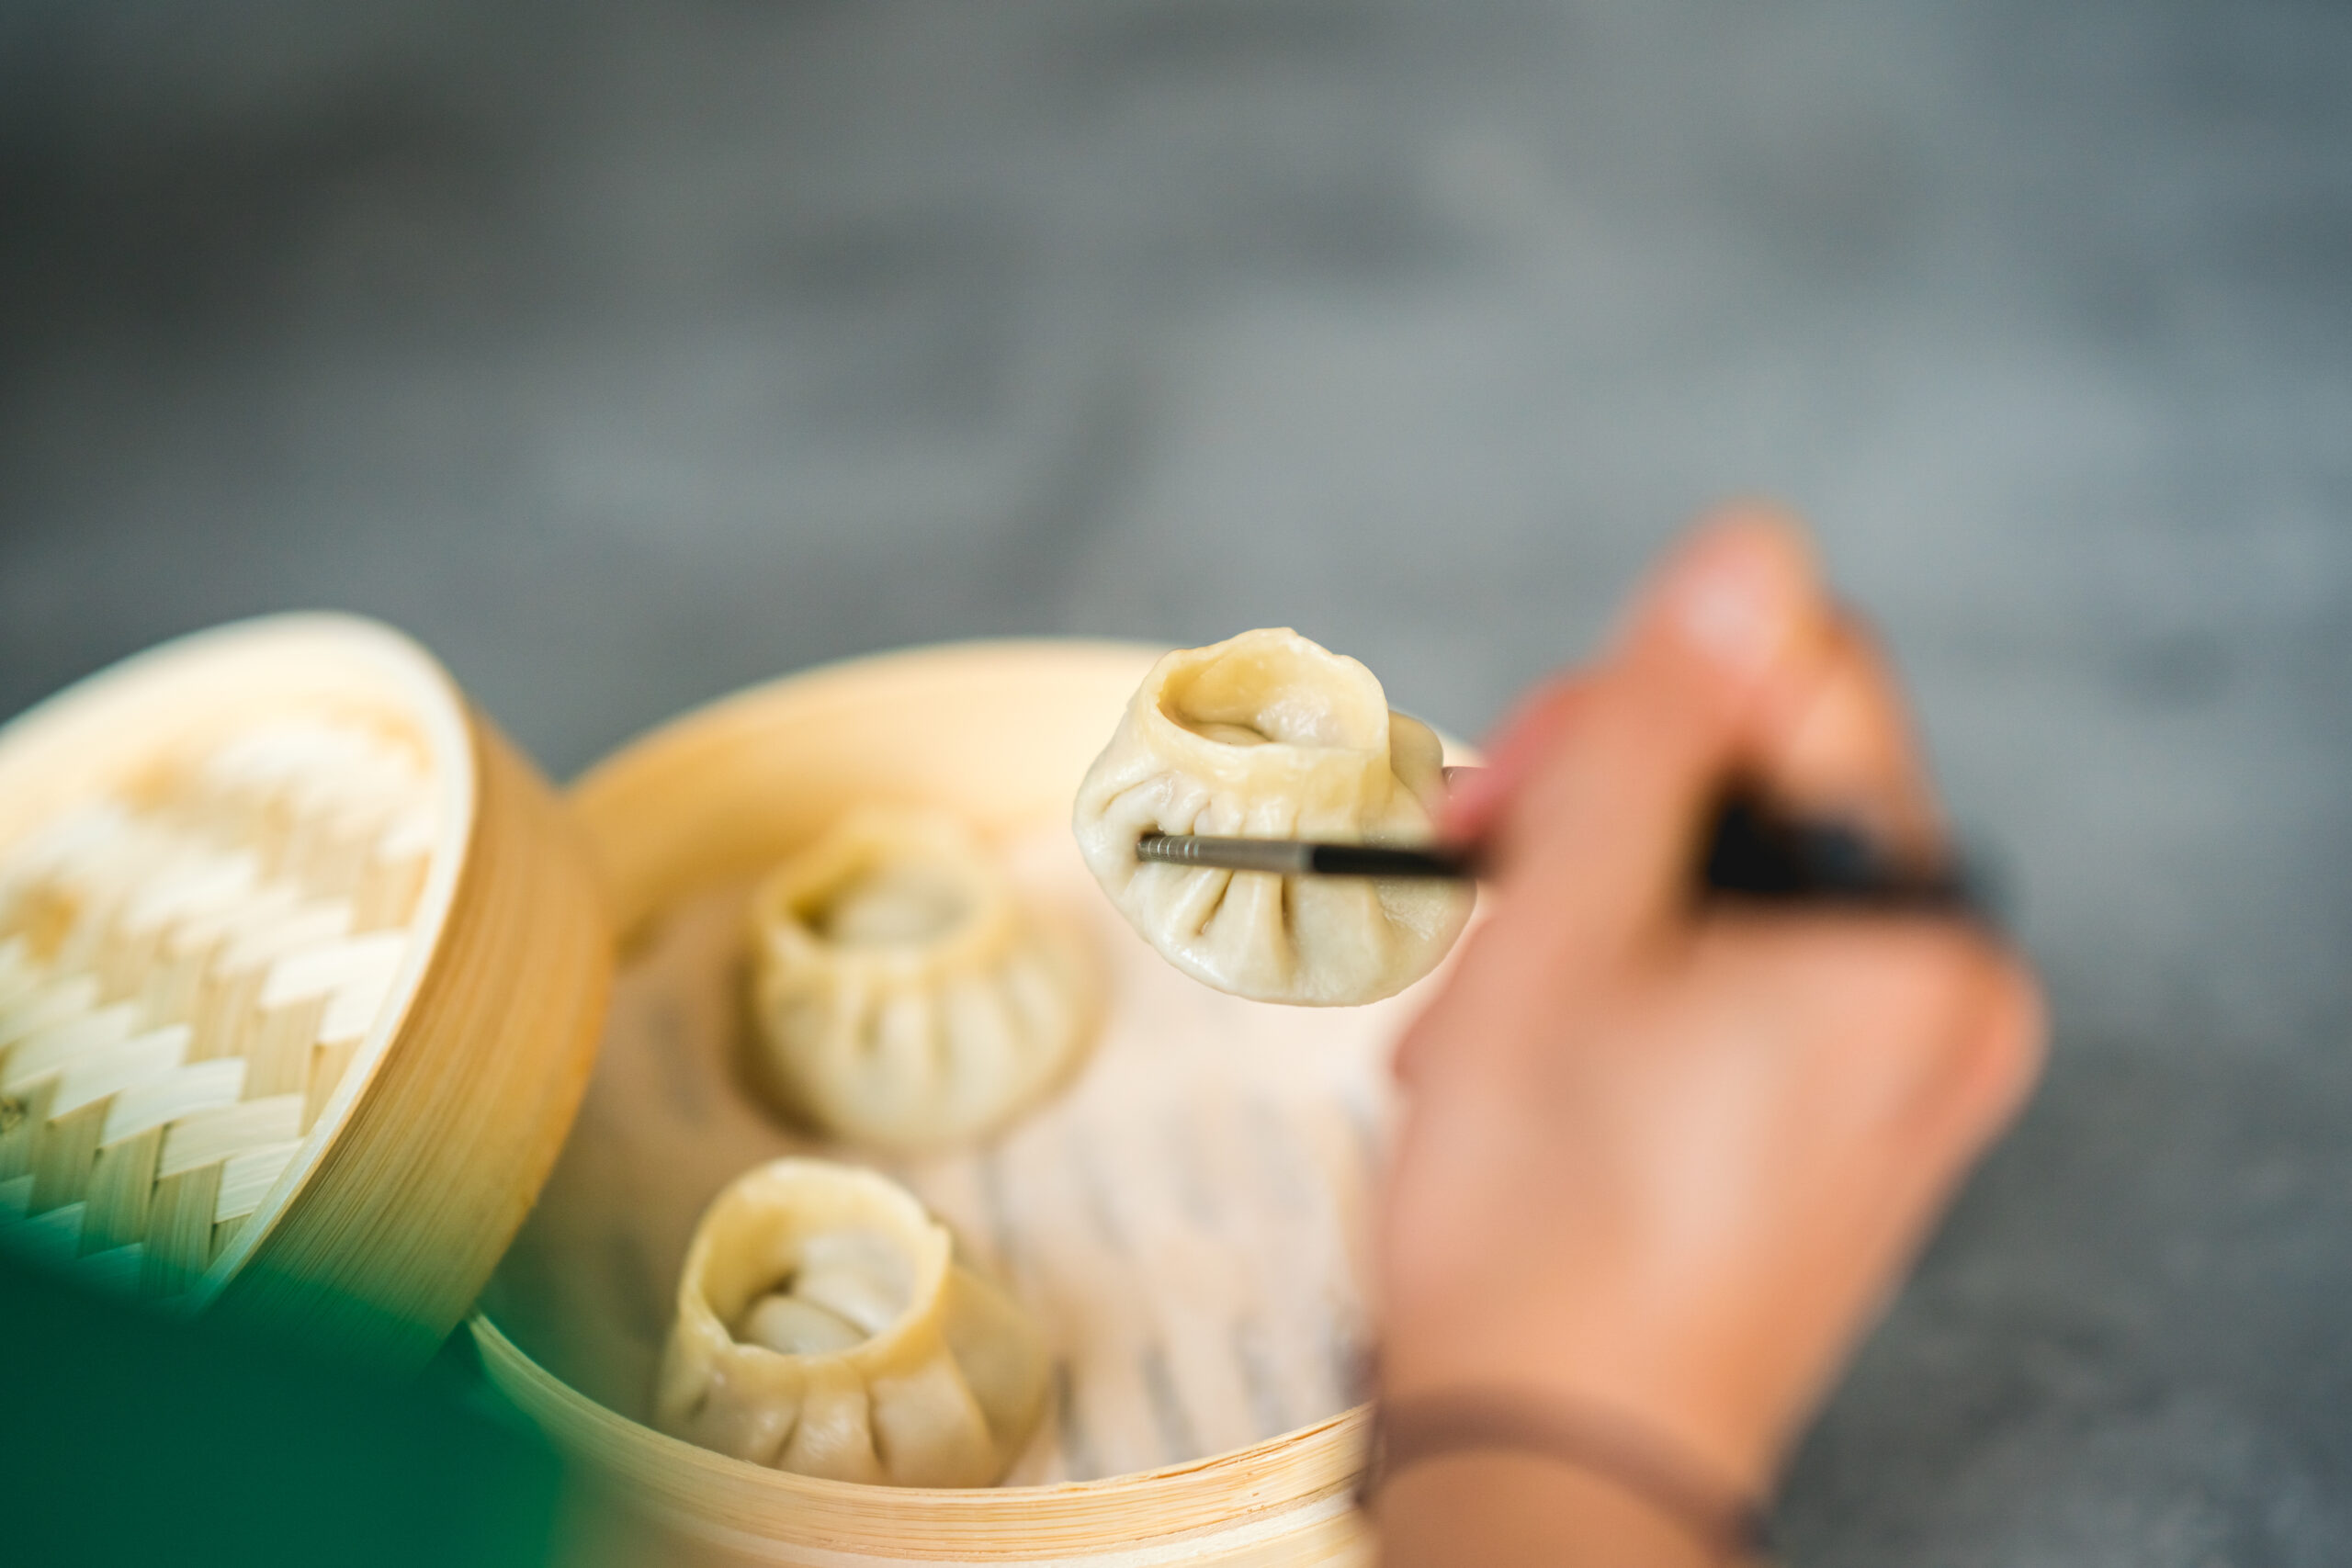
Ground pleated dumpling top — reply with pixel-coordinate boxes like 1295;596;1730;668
655;1158;1049;1486
746;807;1097;1152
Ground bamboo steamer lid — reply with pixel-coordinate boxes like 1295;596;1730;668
0;614;609;1370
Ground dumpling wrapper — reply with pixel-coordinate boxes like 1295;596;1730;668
1072;627;1474;1006
747;807;1099;1152
655;1158;1050;1487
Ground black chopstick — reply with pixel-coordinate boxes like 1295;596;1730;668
1133;834;1476;880
1134;790;1989;919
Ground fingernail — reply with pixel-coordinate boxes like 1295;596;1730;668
1665;533;1793;677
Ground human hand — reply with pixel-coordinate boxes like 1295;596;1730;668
1374;512;2044;1557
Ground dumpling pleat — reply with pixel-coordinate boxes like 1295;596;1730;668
1159;864;1235;942
1204;872;1294;998
859;991;942;1131
937;1265;1057;1444
939;974;1020;1133
678;1359;803;1467
867;1345;1000;1488
782;1357;887;1483
998;950;1066;1047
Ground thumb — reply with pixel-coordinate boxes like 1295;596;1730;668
1492;511;1825;947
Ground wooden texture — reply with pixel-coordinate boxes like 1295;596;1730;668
0;615;608;1368
473;640;1439;1565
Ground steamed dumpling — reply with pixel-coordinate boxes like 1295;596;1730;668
656;1158;1049;1485
747;807;1097;1152
1072;627;1474;1006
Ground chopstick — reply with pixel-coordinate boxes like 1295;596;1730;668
1134;789;1988;919
1134;833;1476;880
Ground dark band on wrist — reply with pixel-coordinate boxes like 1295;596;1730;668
1361;1387;1770;1562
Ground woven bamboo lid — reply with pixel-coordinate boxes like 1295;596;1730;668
0;615;610;1369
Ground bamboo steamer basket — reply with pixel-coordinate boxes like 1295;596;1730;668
469;640;1465;1568
0;615;608;1369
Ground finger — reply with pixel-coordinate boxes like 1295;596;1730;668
1493;508;1828;944
1439;675;1589;845
1749;609;1944;861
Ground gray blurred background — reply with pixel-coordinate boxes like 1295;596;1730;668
4;2;2350;1562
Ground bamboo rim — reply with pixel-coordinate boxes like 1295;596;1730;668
474;1312;1367;1556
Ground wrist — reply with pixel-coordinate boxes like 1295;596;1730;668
1374;1401;1758;1561
1372;1442;1746;1568
1364;1383;1770;1564
1378;1301;1786;1498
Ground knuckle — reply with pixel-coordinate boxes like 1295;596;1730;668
1961;953;2049;1109
1841;922;2039;1069
1893;935;2045;1133
1855;922;1987;1018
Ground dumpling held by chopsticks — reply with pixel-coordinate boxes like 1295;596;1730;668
1072;627;1473;1006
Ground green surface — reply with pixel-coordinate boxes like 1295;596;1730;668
0;1256;566;1568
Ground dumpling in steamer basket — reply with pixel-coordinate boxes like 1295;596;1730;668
1072;627;1474;1006
747;807;1097;1152
655;1159;1048;1486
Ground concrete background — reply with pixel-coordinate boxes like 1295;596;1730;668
4;2;2350;1561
